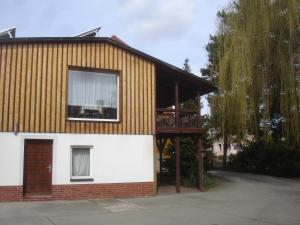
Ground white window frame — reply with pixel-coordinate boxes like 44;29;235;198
70;145;94;181
67;69;120;122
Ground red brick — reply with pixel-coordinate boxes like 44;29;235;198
0;182;153;202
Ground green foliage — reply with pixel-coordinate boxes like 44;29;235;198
202;115;215;171
183;58;192;72
180;137;198;187
164;137;198;187
203;0;300;149
228;141;300;177
203;173;215;189
165;114;215;187
200;35;221;84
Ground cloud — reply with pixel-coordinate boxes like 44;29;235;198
118;0;197;41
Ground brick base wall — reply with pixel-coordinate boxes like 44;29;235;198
0;182;154;202
52;182;153;200
0;186;23;202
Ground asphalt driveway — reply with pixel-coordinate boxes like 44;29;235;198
0;171;299;225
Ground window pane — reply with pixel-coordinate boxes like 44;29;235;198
68;70;118;120
72;148;90;177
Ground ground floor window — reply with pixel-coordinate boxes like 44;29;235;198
70;146;93;181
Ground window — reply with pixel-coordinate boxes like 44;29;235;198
68;69;119;121
71;146;93;181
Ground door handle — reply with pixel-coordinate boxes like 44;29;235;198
47;164;52;173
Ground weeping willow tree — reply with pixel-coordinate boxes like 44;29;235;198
209;0;300;157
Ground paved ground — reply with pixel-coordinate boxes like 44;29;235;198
0;171;300;225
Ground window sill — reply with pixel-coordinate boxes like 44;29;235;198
70;178;94;182
67;118;119;122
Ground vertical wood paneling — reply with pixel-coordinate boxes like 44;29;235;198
45;44;53;132
40;44;48;132
147;62;152;134
56;44;62;132
19;45;27;132
14;45;22;132
8;45;17;131
24;44;33;132
65;43;71;133
34;44;43;132
51;44;58;132
117;48;123;134
61;44;68;133
143;61;148;134
0;45;5;130
139;59;144;134
122;50;127;133
130;55;135;134
126;53;131;133
113;46;118;134
0;42;155;135
135;56;139;134
151;64;156;133
2;45;12;131
29;45;37;132
69;43;76;133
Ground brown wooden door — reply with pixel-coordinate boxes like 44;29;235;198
24;139;53;195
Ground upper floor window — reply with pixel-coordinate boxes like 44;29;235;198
68;69;119;121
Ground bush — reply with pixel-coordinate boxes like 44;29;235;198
204;173;215;189
165;136;215;187
228;141;300;177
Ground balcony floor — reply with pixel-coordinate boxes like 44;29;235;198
156;127;202;135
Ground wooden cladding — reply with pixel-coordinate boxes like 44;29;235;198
0;42;155;134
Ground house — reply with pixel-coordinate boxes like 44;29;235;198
212;139;239;167
0;32;216;201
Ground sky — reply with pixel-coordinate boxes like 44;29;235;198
0;0;230;114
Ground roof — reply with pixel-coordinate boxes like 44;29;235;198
0;37;217;95
111;35;128;46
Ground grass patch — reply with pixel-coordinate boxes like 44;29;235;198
204;173;215;190
181;173;215;190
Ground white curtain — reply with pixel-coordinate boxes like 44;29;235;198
72;148;90;176
68;70;117;108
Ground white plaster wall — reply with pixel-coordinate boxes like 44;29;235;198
0;134;22;185
0;132;154;186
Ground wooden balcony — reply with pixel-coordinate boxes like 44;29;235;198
156;108;202;134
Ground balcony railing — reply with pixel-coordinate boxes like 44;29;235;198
156;108;200;133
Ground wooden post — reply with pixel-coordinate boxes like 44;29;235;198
175;136;180;193
175;80;180;193
196;92;201;128
175;80;179;128
197;135;204;191
197;91;204;191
